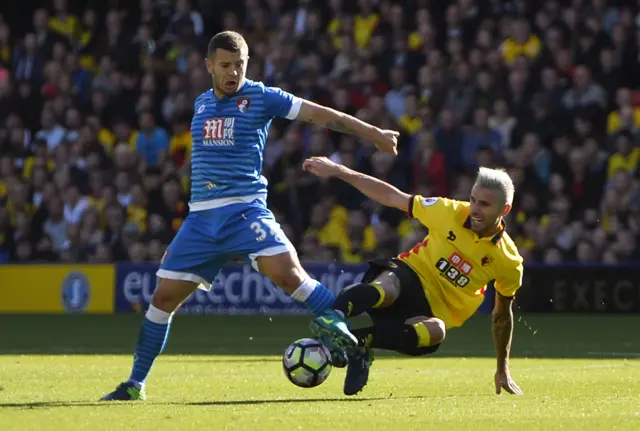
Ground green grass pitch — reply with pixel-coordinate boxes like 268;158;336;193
1;314;639;430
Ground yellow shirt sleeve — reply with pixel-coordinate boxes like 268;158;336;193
494;255;524;298
410;195;459;227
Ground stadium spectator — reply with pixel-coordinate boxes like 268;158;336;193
0;0;639;265
461;108;502;169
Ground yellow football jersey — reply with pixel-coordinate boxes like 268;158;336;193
397;196;523;329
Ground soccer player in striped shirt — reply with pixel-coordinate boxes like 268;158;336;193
101;31;399;401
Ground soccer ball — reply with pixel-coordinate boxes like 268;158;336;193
282;338;332;388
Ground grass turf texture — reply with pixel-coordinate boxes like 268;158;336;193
1;314;639;431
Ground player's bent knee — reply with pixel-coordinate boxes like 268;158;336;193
369;273;401;308
425;318;446;345
405;316;446;346
151;278;198;313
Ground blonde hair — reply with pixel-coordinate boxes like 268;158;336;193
474;167;515;206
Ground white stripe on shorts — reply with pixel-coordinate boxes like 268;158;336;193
156;269;211;291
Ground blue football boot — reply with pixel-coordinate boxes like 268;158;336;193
343;347;374;396
100;382;146;401
310;309;358;355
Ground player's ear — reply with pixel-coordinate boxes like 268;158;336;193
501;204;512;217
205;58;214;74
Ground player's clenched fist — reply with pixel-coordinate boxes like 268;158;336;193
374;129;400;155
303;157;342;178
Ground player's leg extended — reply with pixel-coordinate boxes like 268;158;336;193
227;201;356;367
238;202;357;351
341;315;446;396
343;316;445;396
256;251;358;351
336;259;447;395
102;212;220;401
330;267;402;395
101;278;198;401
351;316;446;355
256;252;335;315
331;268;401;319
344;259;446;352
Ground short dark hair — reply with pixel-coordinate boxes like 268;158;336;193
207;31;248;57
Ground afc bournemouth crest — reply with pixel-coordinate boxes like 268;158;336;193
237;97;251;113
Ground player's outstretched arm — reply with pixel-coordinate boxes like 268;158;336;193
297;99;399;155
492;292;523;395
303;157;410;210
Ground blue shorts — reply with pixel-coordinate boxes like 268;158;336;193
156;198;295;290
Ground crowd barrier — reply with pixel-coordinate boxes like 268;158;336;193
1;263;638;314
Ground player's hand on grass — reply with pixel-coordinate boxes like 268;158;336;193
374;129;400;155
303;157;341;178
494;370;523;395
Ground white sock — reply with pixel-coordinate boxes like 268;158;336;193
145;304;174;324
127;380;145;390
291;278;318;302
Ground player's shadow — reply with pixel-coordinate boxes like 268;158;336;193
176;394;495;406
0;395;482;410
179;397;388;406
0;397;386;410
0;401;110;409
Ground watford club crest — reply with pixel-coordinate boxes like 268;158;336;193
237;97;251;113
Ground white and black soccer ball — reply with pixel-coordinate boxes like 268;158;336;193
282;338;332;388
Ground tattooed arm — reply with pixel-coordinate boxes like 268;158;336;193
296;99;398;154
492;291;523;395
492;292;514;373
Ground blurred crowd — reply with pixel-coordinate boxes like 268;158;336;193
1;0;640;266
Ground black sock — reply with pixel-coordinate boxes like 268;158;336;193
351;324;418;351
332;283;382;318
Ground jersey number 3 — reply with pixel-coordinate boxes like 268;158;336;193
250;220;282;243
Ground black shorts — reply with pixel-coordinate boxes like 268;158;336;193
361;258;441;354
